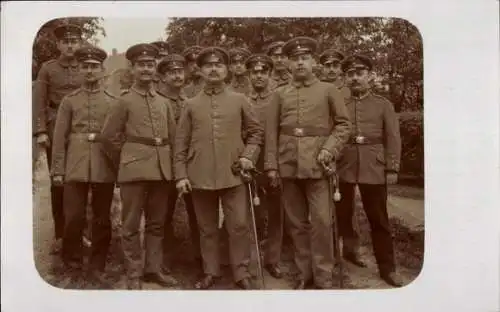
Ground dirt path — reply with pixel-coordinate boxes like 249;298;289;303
33;153;423;290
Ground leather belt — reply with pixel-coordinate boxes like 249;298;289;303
127;135;169;146
350;135;383;145
280;125;331;137
70;132;100;142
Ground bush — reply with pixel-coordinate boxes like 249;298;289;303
398;111;424;183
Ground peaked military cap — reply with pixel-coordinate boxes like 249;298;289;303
183;46;204;62
196;47;229;67
157;54;186;74
150;41;170;57
74;46;107;64
283;37;318;57
245;54;273;72
319;49;345;65
266;41;285;56
53;23;82;40
229;48;251;63
341;54;373;72
125;43;159;62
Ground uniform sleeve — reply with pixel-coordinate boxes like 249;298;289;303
33;63;50;136
174;103;192;181
383;99;402;172
166;100;177;156
264;91;281;171
240;97;263;163
50;96;72;177
100;98;128;166
322;85;352;159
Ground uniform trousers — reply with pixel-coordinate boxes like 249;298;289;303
62;182;114;271
282;178;334;287
46;145;65;240
120;181;170;279
191;184;251;282
163;186;200;263
336;182;395;275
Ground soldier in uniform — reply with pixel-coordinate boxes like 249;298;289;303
245;54;284;279
336;54;403;287
266;41;292;89
319;49;351;100
175;47;263;290
183;46;205;98
33;23;85;255
264;37;351;289
51;46;116;288
227;47;252;94
150;41;170;89
155;54;202;271
100;43;179;290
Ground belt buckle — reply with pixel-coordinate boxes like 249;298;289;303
294;127;304;137
355;135;366;144
154;137;162;146
87;133;96;142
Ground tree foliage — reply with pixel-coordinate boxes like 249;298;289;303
165;17;422;112
32;17;105;79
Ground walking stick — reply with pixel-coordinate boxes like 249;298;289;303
241;170;266;290
322;162;344;289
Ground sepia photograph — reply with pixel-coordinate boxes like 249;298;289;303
31;16;424;291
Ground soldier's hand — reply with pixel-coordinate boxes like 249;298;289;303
36;134;50;148
176;178;192;194
52;175;64;186
317;149;333;166
238;157;254;171
386;172;398;185
267;170;281;189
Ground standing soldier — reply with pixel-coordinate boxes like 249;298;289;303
264;37;351;289
155;54;202;272
228;48;252;94
150;41;170;89
245;54;284;279
319;49;351;100
175;47;263;290
266;41;292;89
51;46;116;288
33;23;85;255
100;43;179;290
336;54;403;287
183;46;204;98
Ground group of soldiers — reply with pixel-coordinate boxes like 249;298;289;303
32;23;402;290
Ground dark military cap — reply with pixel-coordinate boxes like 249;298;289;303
150;41;170;57
319;49;345;65
74;46;107;64
157;54;186;74
125;43;159;62
53;23;82;40
229;48;251;63
183;46;204;62
196;47;229;67
266;41;285;56
341;54;373;72
282;37;318;57
245;54;273;72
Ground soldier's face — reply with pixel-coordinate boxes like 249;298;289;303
132;59;156;83
57;37;81;58
249;68;270;89
230;60;246;76
270;53;288;71
201;62;228;84
322;60;342;81
79;62;103;83
289;53;315;80
345;68;372;93
163;68;185;88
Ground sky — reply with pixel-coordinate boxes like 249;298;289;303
95;18;171;54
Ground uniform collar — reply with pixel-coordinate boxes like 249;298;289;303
291;75;318;88
351;90;371;101
203;83;226;95
272;71;291;82
131;84;157;97
156;83;185;101
58;56;79;68
80;85;102;94
248;86;272;100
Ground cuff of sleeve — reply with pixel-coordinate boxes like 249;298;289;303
241;144;260;164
